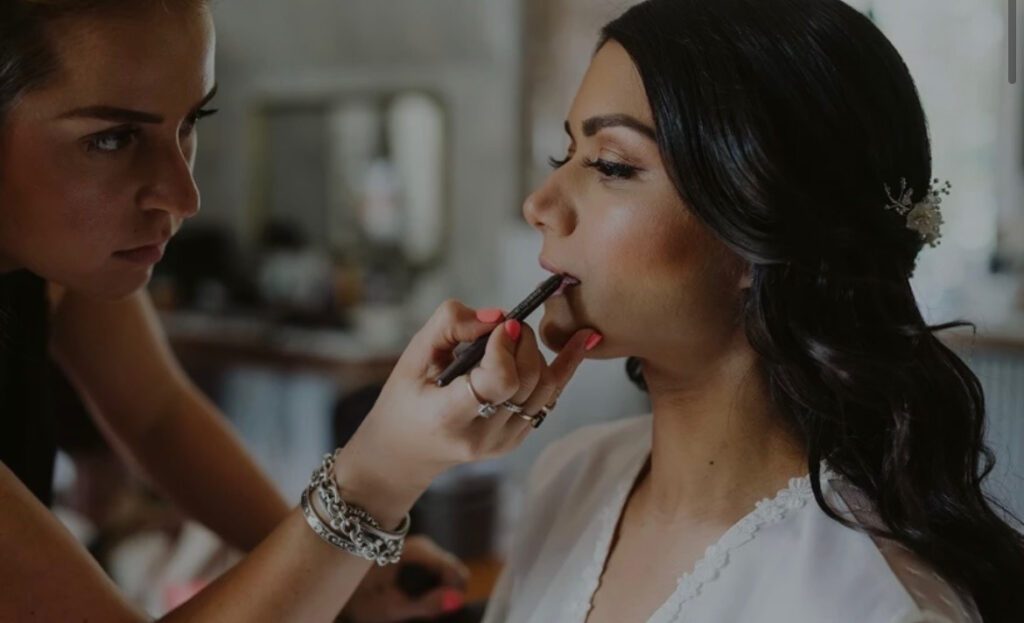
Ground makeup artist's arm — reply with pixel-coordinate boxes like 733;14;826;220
46;289;493;621
49;287;289;551
2;296;594;622
0;433;471;623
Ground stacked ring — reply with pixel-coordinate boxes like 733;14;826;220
466;374;559;429
466;376;498;419
515;399;557;429
501;401;526;414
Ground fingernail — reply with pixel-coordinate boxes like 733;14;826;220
441;588;465;613
585;332;604;351
504;319;522;342
476;308;505;324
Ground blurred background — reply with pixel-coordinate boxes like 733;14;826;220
49;0;1023;618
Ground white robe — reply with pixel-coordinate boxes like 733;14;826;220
482;415;980;623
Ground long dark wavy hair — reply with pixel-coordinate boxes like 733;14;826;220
605;0;1024;619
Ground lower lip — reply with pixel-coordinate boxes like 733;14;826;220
114;244;164;265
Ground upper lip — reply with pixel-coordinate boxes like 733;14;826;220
540;257;581;283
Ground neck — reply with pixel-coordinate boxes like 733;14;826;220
635;345;807;526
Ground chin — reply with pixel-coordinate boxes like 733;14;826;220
539;310;581;352
71;265;153;300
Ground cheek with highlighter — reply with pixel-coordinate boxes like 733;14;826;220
536;198;664;352
584;196;728;356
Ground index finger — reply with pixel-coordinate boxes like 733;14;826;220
407;300;504;371
547;328;597;390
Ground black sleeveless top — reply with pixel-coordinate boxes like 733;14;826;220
0;271;57;506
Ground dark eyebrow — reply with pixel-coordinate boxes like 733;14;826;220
58;84;218;124
580;114;656;141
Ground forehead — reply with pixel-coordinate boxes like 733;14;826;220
569;40;653;128
42;5;215;109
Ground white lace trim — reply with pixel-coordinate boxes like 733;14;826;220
562;456;830;623
650;471;824;623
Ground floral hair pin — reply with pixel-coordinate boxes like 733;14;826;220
883;177;951;248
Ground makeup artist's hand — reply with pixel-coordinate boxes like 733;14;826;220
334;299;598;517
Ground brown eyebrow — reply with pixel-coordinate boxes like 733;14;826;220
58;84;219;124
580;114;656;141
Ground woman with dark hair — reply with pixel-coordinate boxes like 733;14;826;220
0;0;597;620
483;1;1024;622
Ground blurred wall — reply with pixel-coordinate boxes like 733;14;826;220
193;0;524;308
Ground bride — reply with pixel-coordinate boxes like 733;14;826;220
482;1;1024;622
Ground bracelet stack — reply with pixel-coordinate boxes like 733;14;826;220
300;450;410;566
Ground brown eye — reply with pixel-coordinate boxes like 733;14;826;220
583;157;640;180
86;127;139;153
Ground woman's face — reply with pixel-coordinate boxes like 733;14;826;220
0;4;216;298
526;41;747;368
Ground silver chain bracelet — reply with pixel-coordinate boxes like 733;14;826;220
300;450;410;566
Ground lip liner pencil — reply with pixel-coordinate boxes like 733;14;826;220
435;274;567;387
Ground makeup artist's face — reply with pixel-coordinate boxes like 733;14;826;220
0;4;216;298
525;41;747;367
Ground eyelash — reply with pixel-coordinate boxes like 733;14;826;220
85;107;220;154
180;107;219;135
548;153;640;180
548;155;571;169
583;157;640;180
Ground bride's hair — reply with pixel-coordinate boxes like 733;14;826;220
609;0;1023;619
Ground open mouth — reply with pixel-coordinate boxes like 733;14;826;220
555;274;581;297
540;258;581;297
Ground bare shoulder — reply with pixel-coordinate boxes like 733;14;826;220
0;463;144;622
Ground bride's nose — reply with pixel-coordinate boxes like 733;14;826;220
522;171;578;238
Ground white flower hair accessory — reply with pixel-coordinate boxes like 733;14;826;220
882;177;951;248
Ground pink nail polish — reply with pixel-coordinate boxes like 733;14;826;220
585;332;604;351
504;319;522;341
441;588;465;613
476;308;505;323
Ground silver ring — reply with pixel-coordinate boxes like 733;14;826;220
466;376;498;419
501;401;526;414
516;411;547;429
516;412;541;426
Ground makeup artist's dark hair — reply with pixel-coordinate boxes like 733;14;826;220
605;0;1024;620
0;0;207;125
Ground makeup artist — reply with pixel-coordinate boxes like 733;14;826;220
0;1;598;621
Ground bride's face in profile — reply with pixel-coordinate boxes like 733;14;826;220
526;41;748;370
